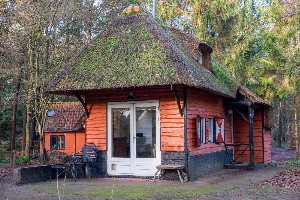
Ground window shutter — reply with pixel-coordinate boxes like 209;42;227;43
215;117;225;143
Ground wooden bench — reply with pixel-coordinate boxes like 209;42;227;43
153;165;188;183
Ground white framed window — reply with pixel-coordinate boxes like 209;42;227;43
196;115;206;146
208;118;214;143
198;52;203;65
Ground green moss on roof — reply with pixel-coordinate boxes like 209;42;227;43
66;19;177;89
47;13;240;98
211;55;237;95
161;24;238;97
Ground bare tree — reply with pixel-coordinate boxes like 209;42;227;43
34;85;53;164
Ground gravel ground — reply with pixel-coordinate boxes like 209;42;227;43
271;147;296;166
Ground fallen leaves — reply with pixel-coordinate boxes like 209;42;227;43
0;168;13;178
258;169;300;188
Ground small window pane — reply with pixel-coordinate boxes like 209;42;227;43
112;108;130;158
198;53;203;65
201;118;206;144
48;110;54;117
208;118;214;143
196;116;206;146
51;136;57;150
136;106;156;158
58;136;65;150
196;115;201;146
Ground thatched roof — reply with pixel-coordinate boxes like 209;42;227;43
45;102;85;132
238;85;270;106
46;13;238;97
46;12;269;107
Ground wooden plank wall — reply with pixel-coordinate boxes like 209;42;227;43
85;86;184;152
42;132;85;154
264;127;272;165
233;109;264;163
187;87;232;157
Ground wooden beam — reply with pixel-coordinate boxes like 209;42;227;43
230;106;249;124
74;91;89;118
75;131;76;153
172;85;183;117
248;105;255;169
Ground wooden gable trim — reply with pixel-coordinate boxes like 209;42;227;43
230;106;249;124
74;90;89;118
172;85;184;117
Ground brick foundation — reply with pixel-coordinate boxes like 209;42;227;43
96;150;107;177
74;150;107;178
160;151;186;180
18;165;56;184
18;150;234;184
188;149;232;181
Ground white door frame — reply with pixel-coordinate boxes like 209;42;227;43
107;100;161;176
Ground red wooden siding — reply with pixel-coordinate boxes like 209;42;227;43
187;87;232;157
233;109;264;163
264;127;272;165
85;86;184;152
41;131;85;154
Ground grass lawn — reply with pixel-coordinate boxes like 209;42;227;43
14;166;299;200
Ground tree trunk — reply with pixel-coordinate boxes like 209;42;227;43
87;0;94;43
278;101;283;148
10;51;24;151
25;37;33;157
39;126;48;164
30;108;36;146
286;115;290;147
294;94;299;160
22;106;27;152
87;14;92;43
25;95;31;157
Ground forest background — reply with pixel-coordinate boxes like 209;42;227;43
0;0;299;160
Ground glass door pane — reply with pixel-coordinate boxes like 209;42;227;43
112;108;130;158
135;106;156;158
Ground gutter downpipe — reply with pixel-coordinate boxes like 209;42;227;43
152;0;156;19
183;85;188;180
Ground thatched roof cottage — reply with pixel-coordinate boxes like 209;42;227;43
46;7;272;180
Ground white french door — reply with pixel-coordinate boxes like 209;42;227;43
107;101;161;176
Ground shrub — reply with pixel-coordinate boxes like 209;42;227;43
0;157;10;163
18;155;30;164
30;144;38;151
283;159;300;167
15;142;21;149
